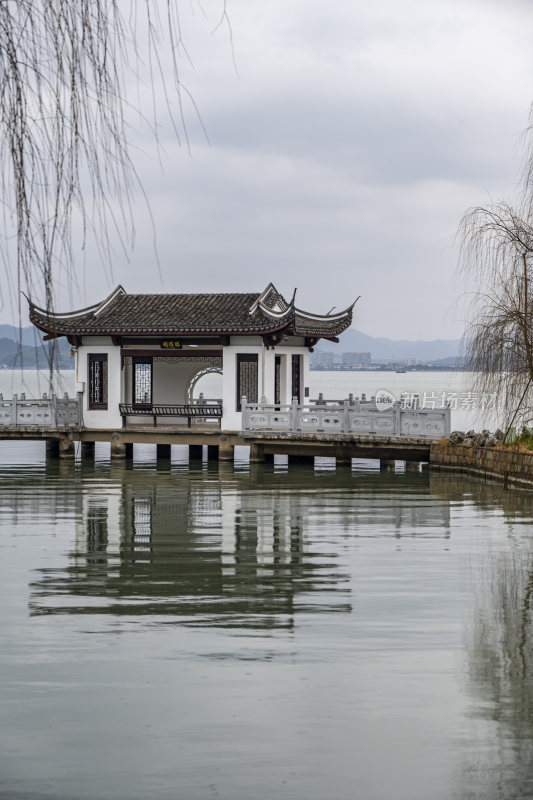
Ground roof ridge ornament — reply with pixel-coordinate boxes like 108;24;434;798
93;285;126;317
249;282;277;315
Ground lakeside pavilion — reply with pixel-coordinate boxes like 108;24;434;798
28;284;354;431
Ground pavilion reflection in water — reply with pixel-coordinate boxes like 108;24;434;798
27;465;460;625
31;467;358;627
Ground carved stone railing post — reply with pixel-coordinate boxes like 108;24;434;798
51;394;58;428
76;392;83;426
343;399;350;433
444;405;451;437
394;402;401;436
290;397;298;432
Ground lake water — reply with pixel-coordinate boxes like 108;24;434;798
0;368;504;432
2;371;531;800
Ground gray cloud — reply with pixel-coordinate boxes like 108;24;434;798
15;0;533;340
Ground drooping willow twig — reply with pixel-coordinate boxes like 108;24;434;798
458;199;533;430
0;1;228;384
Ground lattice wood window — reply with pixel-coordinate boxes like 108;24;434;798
274;355;281;405
291;354;302;403
236;354;258;410
88;354;108;410
132;357;153;406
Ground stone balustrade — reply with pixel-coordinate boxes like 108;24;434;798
242;397;451;439
0;393;81;428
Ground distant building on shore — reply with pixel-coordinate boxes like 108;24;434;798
311;352;335;368
342;352;371;367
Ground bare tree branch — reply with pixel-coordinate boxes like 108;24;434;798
458;199;533;428
0;1;227;384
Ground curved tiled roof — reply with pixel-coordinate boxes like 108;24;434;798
28;284;355;340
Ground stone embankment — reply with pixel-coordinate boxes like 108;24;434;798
430;429;533;489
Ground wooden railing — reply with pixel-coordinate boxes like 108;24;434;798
0;394;81;428
241;397;451;439
119;398;222;428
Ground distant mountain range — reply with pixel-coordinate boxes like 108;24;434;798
318;328;461;363
0;324;461;369
0;326;72;369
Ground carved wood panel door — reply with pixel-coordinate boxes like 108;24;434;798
236;354;258;410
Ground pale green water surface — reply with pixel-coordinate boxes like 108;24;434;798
1;438;532;799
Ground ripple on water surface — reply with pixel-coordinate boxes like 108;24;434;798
1;443;533;800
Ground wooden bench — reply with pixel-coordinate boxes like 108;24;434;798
119;403;222;428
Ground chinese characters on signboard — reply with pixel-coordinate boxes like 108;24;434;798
160;340;182;350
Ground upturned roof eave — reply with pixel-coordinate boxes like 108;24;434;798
27;290;358;341
27;315;301;339
29;315;353;340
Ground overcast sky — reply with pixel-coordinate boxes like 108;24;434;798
17;0;533;339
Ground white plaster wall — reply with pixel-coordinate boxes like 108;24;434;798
76;340;122;429
76;337;310;431
273;344;309;405
123;360;199;404
302;352;310;401
152;361;201;404
221;342;262;430
121;347;222;406
280;352;292;405
262;348;276;404
221;340;310;431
